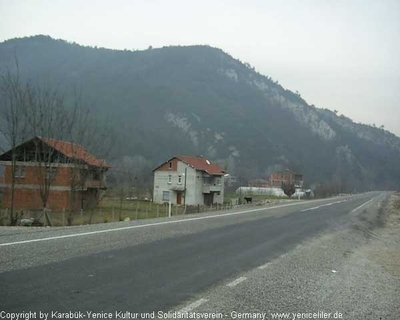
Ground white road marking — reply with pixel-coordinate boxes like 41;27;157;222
177;298;208;313
0;196;365;247
300;199;348;212
226;277;247;287
258;262;271;270
351;198;375;213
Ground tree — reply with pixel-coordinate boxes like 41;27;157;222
26;85;70;224
62;97;115;225
282;182;296;198
1;60;114;225
0;63;30;224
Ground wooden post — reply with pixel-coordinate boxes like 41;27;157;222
62;208;65;226
135;200;139;220
112;206;115;222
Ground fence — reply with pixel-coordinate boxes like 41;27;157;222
0;201;235;227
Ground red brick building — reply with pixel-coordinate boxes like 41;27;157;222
247;179;270;188
0;136;110;211
268;169;303;188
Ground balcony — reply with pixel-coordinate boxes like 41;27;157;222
169;183;185;191
84;180;107;190
203;183;222;194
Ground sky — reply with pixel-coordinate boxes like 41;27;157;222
0;0;399;136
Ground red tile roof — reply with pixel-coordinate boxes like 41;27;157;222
154;155;225;175
38;137;110;168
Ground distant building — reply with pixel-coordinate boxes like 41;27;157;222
268;169;303;188
152;156;226;205
0;136;110;211
247;179;270;188
225;175;238;187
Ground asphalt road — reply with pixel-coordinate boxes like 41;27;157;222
0;192;383;315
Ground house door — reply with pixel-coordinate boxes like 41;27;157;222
204;194;213;206
176;192;182;205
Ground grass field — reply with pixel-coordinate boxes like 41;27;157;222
0;192;295;226
19;198;233;226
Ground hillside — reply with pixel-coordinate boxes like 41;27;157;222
1;35;399;191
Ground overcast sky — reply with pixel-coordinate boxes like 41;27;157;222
1;0;399;136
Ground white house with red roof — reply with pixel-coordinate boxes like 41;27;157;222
152;156;226;206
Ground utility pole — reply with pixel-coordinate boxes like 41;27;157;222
168;192;172;218
183;167;187;206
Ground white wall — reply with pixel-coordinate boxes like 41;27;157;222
153;160;225;205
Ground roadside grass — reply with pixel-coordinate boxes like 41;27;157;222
48;200;172;226
393;200;400;210
18;197;233;227
0;192;296;227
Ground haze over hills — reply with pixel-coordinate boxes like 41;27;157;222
0;35;399;191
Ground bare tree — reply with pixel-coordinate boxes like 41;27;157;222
24;85;70;225
0;64;30;224
1;62;114;226
62;96;115;225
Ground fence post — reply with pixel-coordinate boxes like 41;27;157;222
80;209;83;224
112;206;115;222
157;204;159;218
136;200;139;220
62;208;65;226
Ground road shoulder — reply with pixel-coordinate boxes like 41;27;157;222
177;192;400;320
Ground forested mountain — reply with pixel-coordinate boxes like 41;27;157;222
1;35;399;191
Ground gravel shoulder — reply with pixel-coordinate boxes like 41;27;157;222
177;192;400;320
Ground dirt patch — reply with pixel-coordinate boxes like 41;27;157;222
385;192;400;229
365;192;400;279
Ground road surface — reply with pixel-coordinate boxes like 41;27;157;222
0;192;385;316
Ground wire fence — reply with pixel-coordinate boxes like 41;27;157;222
0;201;236;226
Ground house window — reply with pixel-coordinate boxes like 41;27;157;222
162;191;170;201
178;175;182;184
15;166;26;178
168;175;172;184
46;167;57;181
93;170;102;181
169;161;172;169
